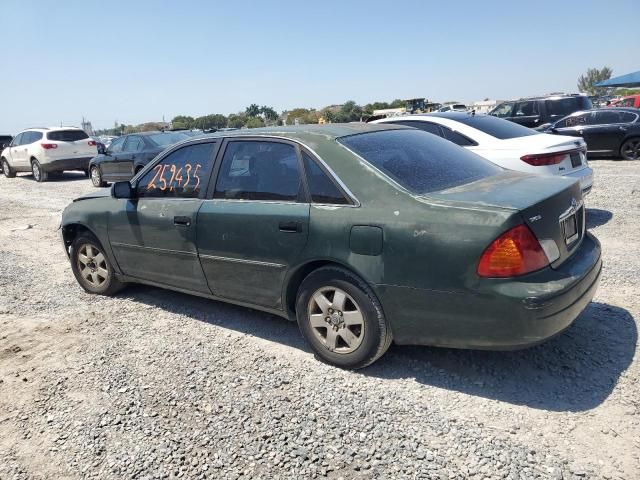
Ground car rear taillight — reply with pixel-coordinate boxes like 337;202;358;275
41;143;58;149
477;224;549;278
88;140;97;146
520;151;566;166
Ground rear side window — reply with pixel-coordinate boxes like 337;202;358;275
138;142;216;198
620;112;639;123
47;130;89;142
391;120;442;136
453;115;538;139
214;141;302;202
148;132;189;147
545;97;592;117
440;127;477;146
302;152;349;205
338;129;500;194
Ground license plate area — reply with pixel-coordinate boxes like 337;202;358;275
561;213;579;245
570;152;582;168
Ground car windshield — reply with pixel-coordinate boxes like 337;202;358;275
338;129;500;194
450;114;539;139
148;132;190;147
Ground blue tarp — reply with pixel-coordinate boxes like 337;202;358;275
595;71;640;88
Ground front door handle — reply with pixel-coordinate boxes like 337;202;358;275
619;126;628;132
174;216;191;227
279;221;302;233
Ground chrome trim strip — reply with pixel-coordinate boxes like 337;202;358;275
110;241;197;257
198;254;285;269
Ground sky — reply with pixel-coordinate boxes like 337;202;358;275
1;0;638;133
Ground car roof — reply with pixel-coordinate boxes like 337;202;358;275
199;123;408;142
564;107;640;115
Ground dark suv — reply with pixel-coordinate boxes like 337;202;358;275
489;95;593;130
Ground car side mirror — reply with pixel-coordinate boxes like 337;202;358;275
112;181;135;199
97;143;107;154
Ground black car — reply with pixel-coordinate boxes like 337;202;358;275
0;135;12;150
545;107;640;160
489;94;593;130
88;131;190;187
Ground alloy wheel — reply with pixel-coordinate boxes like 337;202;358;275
77;243;109;288
307;287;365;353
91;167;101;187
622;139;640;160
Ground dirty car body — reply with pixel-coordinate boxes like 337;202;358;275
60;124;602;367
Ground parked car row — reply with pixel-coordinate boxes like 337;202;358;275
60;124;601;368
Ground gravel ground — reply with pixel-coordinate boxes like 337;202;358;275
0;162;638;480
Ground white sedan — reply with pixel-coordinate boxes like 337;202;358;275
373;112;593;195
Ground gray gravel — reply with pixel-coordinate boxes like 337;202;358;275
0;162;639;479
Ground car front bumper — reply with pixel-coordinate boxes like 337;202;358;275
377;232;602;349
42;157;93;172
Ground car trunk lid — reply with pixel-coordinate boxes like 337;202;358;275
426;171;585;267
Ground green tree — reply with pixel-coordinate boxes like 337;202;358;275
577;66;613;95
171;115;195;130
245;116;265;129
227;114;245;129
334;101;363;123
245;104;261;117
260;106;278;122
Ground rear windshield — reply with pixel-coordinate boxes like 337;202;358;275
449;114;539;139
545;97;592;117
47;130;89;142
148;132;189;147
338;129;500;194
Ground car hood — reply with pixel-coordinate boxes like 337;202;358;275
73;188;111;202
480;133;585;152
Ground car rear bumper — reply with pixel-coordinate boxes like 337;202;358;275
377;232;602;349
564;166;594;196
42;157;93;172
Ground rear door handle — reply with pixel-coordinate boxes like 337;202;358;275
174;216;191;227
279;221;302;233
619;126;628;132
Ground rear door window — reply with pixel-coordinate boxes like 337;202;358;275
124;136;145;152
513;101;539;116
338;129;500;194
545;97;588;117
214;141;302;202
594;111;624;124
47;130;89;142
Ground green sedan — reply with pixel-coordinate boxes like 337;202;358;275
60;124;602;369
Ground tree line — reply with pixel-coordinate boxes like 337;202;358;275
95;99;406;136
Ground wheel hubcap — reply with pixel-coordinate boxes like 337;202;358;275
623;141;640;160
32;163;39;180
77;244;109;288
308;287;365;354
91;168;100;185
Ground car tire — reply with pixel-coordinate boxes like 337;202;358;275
295;266;392;369
70;233;125;296
2;158;15;178
90;165;107;187
620;138;640;160
31;158;48;182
